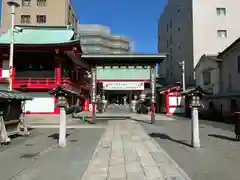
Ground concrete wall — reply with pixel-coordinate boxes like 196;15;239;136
158;0;240;86
1;0;78;33
220;43;240;93
24;92;55;114
195;58;220;95
198;41;240;122
78;24;131;53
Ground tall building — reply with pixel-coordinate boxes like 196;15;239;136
1;0;78;33
158;0;240;86
78;24;132;54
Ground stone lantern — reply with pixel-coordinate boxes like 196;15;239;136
181;86;211;148
49;86;78;148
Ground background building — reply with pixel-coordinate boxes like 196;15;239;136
158;0;240;86
78;24;132;53
1;0;78;33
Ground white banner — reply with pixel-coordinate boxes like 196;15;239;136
103;82;144;90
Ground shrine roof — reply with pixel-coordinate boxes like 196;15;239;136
0;85;33;100
81;53;166;64
180;86;212;96
0;25;79;45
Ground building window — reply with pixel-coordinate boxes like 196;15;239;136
21;15;31;24
22;0;31;6
37;15;46;23
217;30;227;38
166;24;169;32
178;27;180;32
178;45;181;50
216;8;226;16
237;56;240;73
37;0;46;6
203;70;211;85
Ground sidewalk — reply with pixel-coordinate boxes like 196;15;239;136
0;128;104;180
25;114;107;129
142;115;240;180
82;120;191;180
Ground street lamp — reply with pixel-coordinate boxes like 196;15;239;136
7;0;20;91
179;60;186;91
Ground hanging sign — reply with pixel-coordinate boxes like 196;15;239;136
103;82;144;90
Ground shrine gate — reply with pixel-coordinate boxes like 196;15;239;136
81;53;166;123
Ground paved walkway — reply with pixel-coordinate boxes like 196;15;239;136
142;115;240;180
82;120;191;180
0;128;103;180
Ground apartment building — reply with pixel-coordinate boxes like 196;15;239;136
78;24;132;54
1;0;78;33
158;0;240;86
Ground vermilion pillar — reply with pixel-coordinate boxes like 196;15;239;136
55;58;61;85
91;67;96;123
151;64;156;124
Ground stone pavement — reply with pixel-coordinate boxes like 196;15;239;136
0;128;104;180
82;120;191;180
142;115;240;180
25;114;107;129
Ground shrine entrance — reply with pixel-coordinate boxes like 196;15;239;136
81;54;166;123
106;90;131;105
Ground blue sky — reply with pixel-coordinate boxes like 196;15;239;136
0;0;167;53
74;0;167;53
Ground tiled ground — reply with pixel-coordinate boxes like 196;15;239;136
82;120;191;180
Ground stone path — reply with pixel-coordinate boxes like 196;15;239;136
0;128;104;180
82;120;191;180
142;117;240;180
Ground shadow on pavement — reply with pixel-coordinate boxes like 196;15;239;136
149;133;192;148
48;133;71;139
208;134;238;141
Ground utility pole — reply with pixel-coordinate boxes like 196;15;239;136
7;0;20;91
151;65;156;124
0;0;20;144
179;60;186;91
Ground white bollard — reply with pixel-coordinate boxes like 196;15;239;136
191;107;200;148
59;108;67;148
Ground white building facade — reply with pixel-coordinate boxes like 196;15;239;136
194;39;240;121
78;24;132;54
158;0;240;86
195;55;221;95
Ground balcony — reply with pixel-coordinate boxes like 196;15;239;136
11;78;82;93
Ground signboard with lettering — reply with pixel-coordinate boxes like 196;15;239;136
103;82;144;90
96;66;150;80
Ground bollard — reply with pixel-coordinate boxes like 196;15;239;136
59;108;67;148
191;107;200;148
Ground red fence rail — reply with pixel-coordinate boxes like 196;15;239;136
12;78;80;90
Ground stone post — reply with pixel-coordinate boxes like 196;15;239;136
151;65;156;124
59;107;67;147
91;67;96;123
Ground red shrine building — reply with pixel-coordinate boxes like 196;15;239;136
0;25;90;114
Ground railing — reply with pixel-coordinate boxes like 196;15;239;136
0;78;9;83
12;78;83;92
13;78;56;88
